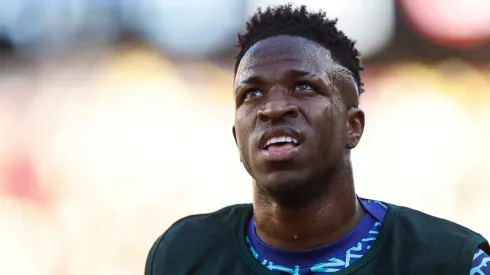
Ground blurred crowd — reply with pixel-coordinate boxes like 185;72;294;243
0;46;489;274
0;1;489;274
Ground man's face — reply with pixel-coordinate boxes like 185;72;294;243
233;35;364;193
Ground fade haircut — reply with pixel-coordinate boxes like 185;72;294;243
234;3;364;94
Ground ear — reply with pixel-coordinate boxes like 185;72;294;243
346;107;365;149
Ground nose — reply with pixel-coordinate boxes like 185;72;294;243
258;100;299;122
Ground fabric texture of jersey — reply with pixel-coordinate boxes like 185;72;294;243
246;199;386;274
246;198;490;275
145;201;490;275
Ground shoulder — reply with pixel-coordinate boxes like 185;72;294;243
359;202;490;274
162;203;251;244
385;203;489;272
394;204;483;239
145;204;252;275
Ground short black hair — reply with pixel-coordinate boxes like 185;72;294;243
234;3;364;94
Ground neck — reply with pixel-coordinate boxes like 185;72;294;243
252;163;364;250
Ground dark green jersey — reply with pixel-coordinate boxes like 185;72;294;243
145;203;489;275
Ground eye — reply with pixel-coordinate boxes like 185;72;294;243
294;82;313;91
244;89;264;100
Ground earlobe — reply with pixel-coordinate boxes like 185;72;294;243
346;108;365;149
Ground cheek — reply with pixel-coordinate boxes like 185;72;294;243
234;109;256;147
306;98;345;147
307;97;334;132
327;94;347;130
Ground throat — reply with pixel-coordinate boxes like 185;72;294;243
253;192;364;250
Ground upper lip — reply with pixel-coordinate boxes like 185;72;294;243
258;126;303;149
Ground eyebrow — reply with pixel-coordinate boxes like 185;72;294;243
286;69;312;78
234;69;315;94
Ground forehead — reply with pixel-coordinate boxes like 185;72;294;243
235;35;346;86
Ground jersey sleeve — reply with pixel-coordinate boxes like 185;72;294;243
470;248;490;274
144;234;165;275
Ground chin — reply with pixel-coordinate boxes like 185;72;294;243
263;172;303;189
254;170;316;203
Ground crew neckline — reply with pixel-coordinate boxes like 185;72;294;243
246;198;386;267
234;201;399;275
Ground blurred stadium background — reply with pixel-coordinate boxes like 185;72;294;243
0;0;489;274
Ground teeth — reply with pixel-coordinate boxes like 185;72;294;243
265;136;299;146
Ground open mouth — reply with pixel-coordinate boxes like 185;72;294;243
258;127;303;161
263;136;300;151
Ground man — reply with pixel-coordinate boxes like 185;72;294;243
145;4;490;274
